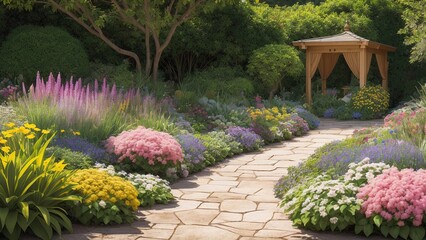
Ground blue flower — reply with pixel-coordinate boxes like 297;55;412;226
352;111;362;119
52;136;112;162
323;108;335;118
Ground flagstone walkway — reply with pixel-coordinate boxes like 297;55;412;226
63;119;386;240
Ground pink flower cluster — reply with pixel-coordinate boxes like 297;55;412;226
384;111;407;128
0;85;18;99
357;167;426;226
105;127;183;165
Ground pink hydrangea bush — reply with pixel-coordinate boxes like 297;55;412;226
357;167;426;239
105;127;183;177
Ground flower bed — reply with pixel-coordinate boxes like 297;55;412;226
275;87;426;240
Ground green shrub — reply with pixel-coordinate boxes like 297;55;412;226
0;25;90;83
352;85;390;119
180;67;254;100
89;62;136;89
46;146;93;170
195;131;238;165
247;44;303;99
311;93;344;117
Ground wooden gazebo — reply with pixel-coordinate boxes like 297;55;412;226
293;22;396;104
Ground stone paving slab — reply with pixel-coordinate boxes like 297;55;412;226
60;119;385;240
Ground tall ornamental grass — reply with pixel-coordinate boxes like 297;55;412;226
15;73;175;142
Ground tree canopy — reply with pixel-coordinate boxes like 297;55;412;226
1;0;238;81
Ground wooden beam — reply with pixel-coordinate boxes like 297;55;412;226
382;53;389;90
306;51;312;105
359;47;367;88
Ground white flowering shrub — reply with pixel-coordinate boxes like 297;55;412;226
280;158;390;231
95;163;174;207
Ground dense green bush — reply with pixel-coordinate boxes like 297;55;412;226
46;146;93;170
247;44;303;99
88;62;136;89
0;25;90;83
180;67;254;100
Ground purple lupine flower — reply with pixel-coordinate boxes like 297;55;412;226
226;126;264;151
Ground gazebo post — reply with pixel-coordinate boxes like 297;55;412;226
382;53;389;90
306;51;312;105
359;47;367;88
321;77;327;95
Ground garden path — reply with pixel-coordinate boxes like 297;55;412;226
62;119;387;240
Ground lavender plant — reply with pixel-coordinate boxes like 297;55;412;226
295;107;320;129
317;140;425;176
226;126;264;151
176;134;206;173
52;135;112;162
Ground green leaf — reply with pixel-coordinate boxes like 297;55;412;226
36;206;50;226
301;215;310;226
311;214;319;225
363;224;374;237
400;225;410;240
380;225;389;237
319;218;328;230
0;207;9;229
349;205;358;215
5;210;17;234
103;216;111;225
19;202;29;220
389;226;400;239
373;215;382;227
339;204;347;213
355;224;363;234
409;227;425;240
30;216;53;240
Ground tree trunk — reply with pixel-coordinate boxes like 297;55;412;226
152;50;163;82
145;29;152;79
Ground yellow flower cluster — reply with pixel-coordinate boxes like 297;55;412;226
1;122;51;153
70;169;140;210
352;86;390;113
248;106;291;123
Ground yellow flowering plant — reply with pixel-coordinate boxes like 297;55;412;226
0;127;79;240
352;86;390;119
248;107;292;142
0;122;53;158
67;169;140;225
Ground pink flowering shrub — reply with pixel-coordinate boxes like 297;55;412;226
105;127;183;178
357;167;426;239
384;110;408;129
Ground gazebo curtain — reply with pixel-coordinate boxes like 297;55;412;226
309;53;322;77
318;53;340;80
375;53;387;80
343;52;373;80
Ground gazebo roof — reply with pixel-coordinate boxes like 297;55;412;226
293;30;396;52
